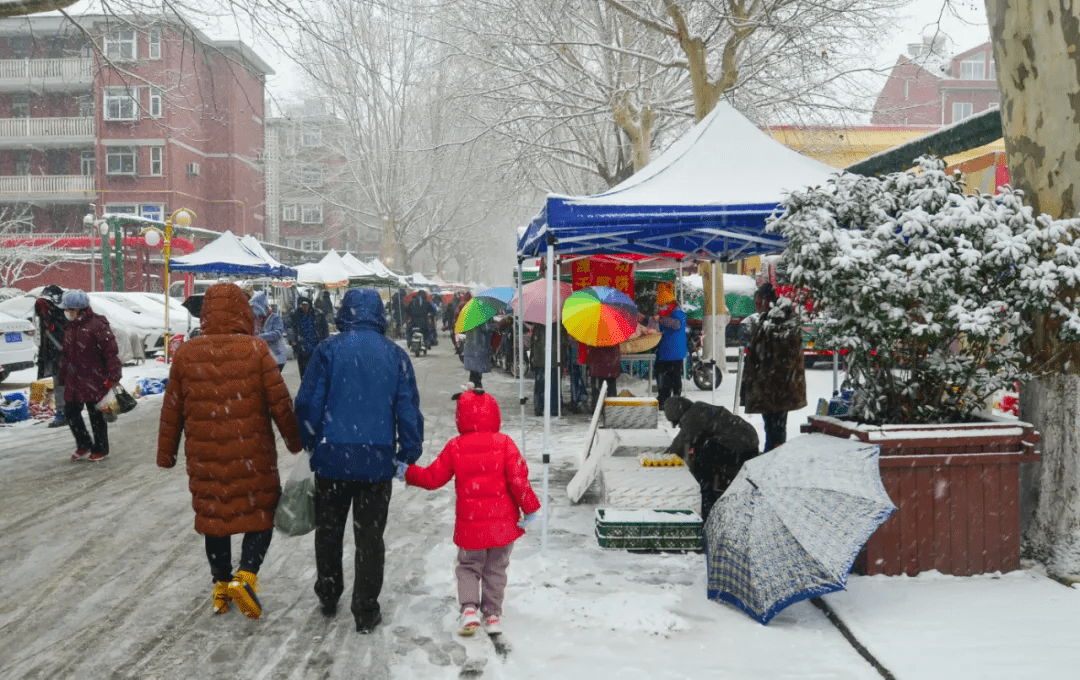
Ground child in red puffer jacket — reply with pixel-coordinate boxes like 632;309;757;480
396;385;541;637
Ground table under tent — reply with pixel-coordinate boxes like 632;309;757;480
513;101;838;554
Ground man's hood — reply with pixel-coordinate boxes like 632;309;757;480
455;389;501;434
200;283;254;336
336;288;387;333
663;396;693;425
249;291;269;317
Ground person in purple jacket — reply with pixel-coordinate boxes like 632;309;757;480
56;290;122;462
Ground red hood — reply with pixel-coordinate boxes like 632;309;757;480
455;390;501;434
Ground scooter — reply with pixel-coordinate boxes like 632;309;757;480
409;325;428;357
689;331;722;390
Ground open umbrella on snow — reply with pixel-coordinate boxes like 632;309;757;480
561;286;639;347
510;279;573;324
455;287;515;333
706;433;896;625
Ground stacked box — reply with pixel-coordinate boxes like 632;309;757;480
601;455;700;514
602;397;658;429
595;508;703;550
29;378;53;406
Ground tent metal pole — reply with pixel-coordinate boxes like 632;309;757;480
517;258;526;460
556;257;562;418
710;261;717;405
542;239;555;557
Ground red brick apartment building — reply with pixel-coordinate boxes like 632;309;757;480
0;13;271;290
872;36;999;126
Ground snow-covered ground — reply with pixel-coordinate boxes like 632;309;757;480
1;351;1078;679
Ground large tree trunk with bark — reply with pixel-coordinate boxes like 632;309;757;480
986;0;1080;577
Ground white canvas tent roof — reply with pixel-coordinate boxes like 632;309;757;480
296;250;352;289
170;230;297;277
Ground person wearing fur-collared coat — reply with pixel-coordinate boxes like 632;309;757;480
740;283;807;452
157;282;303;619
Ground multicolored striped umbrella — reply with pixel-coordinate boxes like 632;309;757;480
561;286;639;347
455;287;515;333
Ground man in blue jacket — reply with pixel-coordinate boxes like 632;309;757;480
654;283;687;409
295;288;424;634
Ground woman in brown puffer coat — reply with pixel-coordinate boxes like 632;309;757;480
157;283;303;620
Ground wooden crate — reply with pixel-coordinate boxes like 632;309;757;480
803;415;1040;577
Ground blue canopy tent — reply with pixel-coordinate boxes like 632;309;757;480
170;229;298;278
515;102;839;554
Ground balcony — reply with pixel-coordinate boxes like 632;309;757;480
0;175;95;203
0;58;94;91
0;117;94;149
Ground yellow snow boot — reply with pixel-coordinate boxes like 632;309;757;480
212;581;231;615
227;570;262;619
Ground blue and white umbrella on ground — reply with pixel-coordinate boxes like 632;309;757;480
706;433;896;625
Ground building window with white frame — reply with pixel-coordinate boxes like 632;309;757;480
300;239;323;251
81;150;95;176
959;56;985;80
300;165;324;185
11;94;30;118
104;28;137;61
302;127;323;147
301;203;323;224
105;203;137;215
282;204;298;221
105;147;138;175
149;88;163;118
952;102;974;122
103;87;138;121
149;146;163;175
148;28;161;59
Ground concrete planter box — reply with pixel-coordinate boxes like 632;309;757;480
802;414;1040;576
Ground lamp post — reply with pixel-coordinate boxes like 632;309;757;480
83;213;96;292
142;208;195;363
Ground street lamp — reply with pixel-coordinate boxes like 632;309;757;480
142;207;195;363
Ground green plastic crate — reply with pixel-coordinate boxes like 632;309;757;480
594;508;703;551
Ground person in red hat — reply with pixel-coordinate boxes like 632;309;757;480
397;386;541;638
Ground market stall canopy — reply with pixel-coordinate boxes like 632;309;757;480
517;101;839;261
365;258;407;285
296;250;352;289
239;235;298;278
170;230;297;278
340;253;397;286
408;272;439;288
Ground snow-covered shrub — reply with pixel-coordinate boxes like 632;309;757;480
767;156;1080;425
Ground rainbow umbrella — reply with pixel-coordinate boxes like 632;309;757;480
455;287;515;333
561;286;639;347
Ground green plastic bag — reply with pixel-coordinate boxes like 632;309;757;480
275;452;316;536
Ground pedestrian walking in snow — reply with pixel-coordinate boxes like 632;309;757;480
156;283;304;620
287;296;329;378
57;290;122;462
740;283;807;452
250;291;288;371
397;386;541;637
462;319;494;388
294;288;425;634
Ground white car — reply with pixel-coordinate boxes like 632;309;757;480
0;309;36;384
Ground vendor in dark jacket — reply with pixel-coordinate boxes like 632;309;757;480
663;396;759;521
287;296;330;378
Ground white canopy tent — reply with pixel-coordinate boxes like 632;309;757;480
295;250;352;289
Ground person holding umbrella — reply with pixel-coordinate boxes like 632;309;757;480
457;288;515;389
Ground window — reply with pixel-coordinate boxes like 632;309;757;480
46;150;67;175
105;147;137;175
300;239;323;251
300;165;324;185
282;204;298;221
149;88;163;118
77;95;94;118
148;28;161;59
301;203;323;224
105;203;137;215
104;28;137;61
149;146;163;175
959;56;985;80
140;204;163;222
11;37;32;59
103;87;138;121
11;94;30;118
81;150;96;176
989;60;996;81
285;238;298;248
14;151;30;176
952;102;973;122
902;81;909;99
301;127;322;147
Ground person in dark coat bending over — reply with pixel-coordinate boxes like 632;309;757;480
663;396;759;521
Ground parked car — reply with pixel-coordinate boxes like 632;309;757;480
0;309;36;384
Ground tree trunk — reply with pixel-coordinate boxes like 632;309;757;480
986;0;1080;577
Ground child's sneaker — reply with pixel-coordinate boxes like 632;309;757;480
227;570;261;619
88;451;109;462
71;448;90;461
458;607;481;636
212;581;230;614
483;615;502;635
